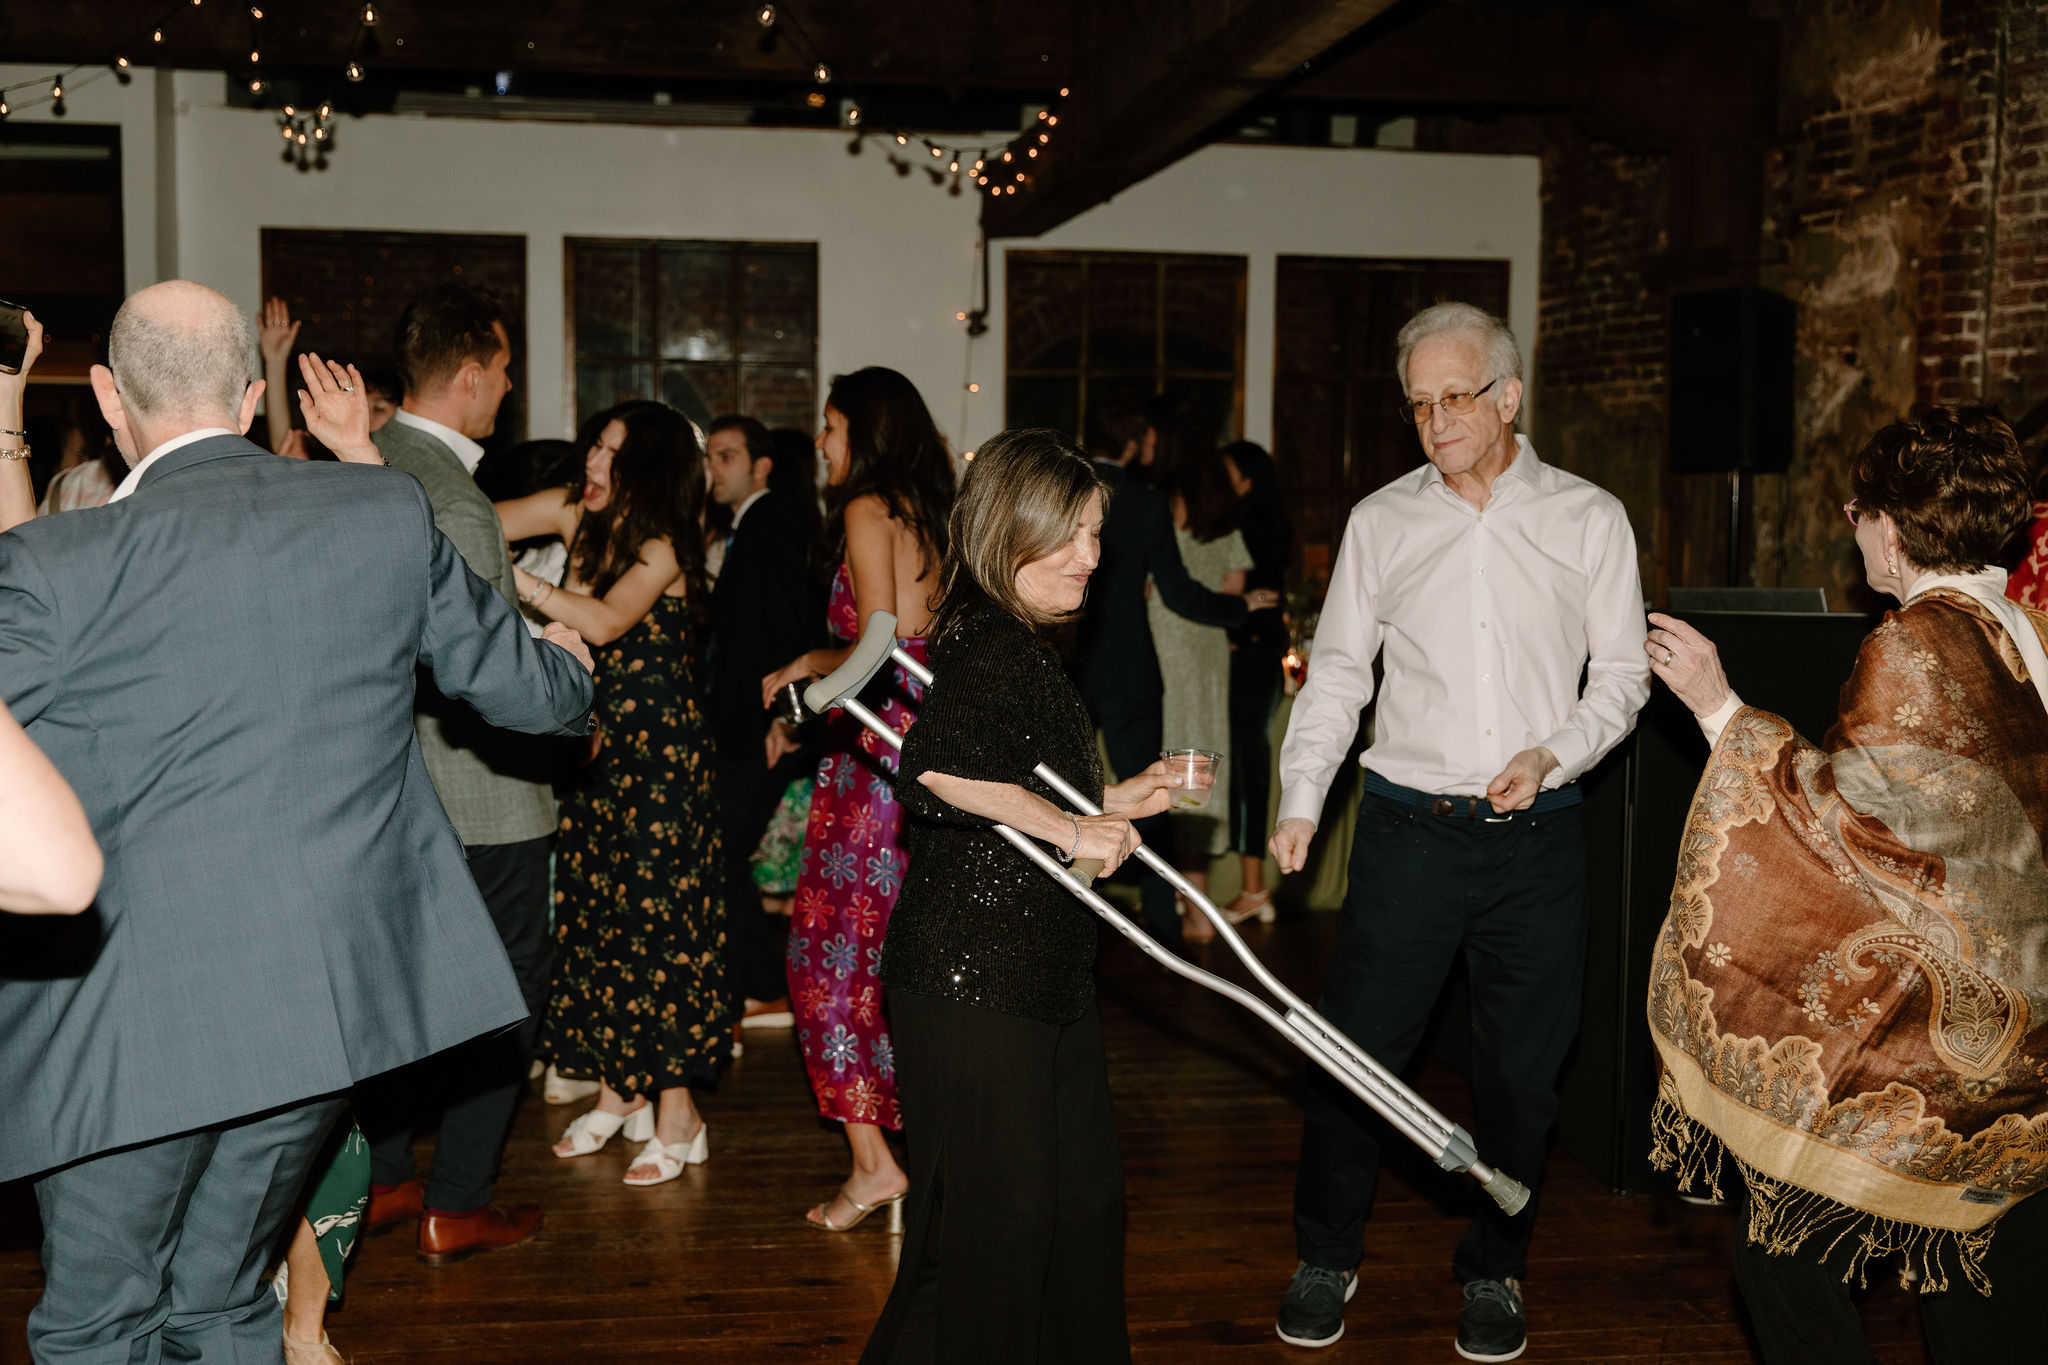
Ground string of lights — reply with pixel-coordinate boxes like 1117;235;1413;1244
752;2;1068;202
0;1;378;171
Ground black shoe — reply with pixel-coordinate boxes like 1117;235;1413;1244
1455;1276;1526;1362
1276;1261;1358;1348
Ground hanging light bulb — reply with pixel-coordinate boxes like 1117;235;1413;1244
1047;115;1058;126
318;101;332;119
757;3;777;25
972;157;984;171
1038;132;1049;143
813;61;831;84
249;49;260;63
249;78;265;93
989;186;1000;197
345;61;365;81
977;175;988;185
360;3;379;24
845;103;861;126
313;125;328;141
116;55;132;70
1028;148;1038;158
1001;150;1012;162
894;134;907;146
50;78;64;101
281;102;295;115
280;123;294;140
1059;86;1070;97
1005;184;1016;195
153;28;164;41
948;159;959;173
929;145;943;158
0;99;11;118
296;131;308;145
250;6;264;17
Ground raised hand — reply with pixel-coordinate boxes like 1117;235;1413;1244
295;352;382;465
258;297;301;371
1;309;44;399
1646;612;1732;718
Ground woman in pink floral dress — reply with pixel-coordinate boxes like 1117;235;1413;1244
762;367;955;1231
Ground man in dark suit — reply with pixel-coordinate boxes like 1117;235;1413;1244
1073;441;1270;944
704;414;826;1023
351;283;568;1264
0;281;594;1363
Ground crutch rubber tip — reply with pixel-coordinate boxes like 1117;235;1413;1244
1484;1171;1531;1216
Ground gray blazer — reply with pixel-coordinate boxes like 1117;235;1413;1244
0;434;593;1182
374;418;557;846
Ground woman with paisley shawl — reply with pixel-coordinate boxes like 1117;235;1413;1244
1642;407;2048;1363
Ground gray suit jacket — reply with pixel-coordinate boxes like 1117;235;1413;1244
374;418;557;846
0;434;593;1182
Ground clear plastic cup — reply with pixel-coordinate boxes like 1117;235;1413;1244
1160;748;1221;809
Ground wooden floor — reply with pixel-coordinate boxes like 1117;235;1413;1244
1;915;1939;1363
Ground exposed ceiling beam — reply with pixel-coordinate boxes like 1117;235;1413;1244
1289;2;1778;150
0;0;1072;89
979;0;1399;238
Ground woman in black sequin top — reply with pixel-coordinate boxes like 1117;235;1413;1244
861;429;1190;1364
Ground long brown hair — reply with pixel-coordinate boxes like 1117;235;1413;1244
568;400;708;606
823;367;956;577
929;428;1109;647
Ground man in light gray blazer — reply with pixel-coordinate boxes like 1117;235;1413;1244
0;281;594;1363
349;283;569;1264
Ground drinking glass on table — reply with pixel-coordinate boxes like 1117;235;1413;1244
1160;748;1220;808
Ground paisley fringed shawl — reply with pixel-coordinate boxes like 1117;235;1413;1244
1647;592;2048;1292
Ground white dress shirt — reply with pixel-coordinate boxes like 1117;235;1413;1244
1277;436;1651;823
105;428;237;504
391;407;485;474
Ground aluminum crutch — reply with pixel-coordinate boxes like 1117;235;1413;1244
805;609;1531;1215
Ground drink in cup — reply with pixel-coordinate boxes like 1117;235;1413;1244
1160;748;1220;809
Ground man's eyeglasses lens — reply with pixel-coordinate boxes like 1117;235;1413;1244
1400;378;1498;425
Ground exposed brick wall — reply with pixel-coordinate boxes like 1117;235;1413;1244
1988;3;2048;416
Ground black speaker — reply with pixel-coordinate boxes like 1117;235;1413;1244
1669;286;1795;474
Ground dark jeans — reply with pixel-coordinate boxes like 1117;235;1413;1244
720;743;806;1003
1226;643;1283;854
1294;786;1588;1282
864;993;1129;1365
1733;1183;2048;1364
1089;691;1179;945
32;1095;346;1364
358;836;552;1212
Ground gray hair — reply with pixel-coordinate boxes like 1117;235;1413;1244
109;285;257;421
1394;302;1522;396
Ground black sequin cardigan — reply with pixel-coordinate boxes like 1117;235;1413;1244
880;593;1106;1026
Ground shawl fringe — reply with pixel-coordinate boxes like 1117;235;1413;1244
1651;1085;1999;1296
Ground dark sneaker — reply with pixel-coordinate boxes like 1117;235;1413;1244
1276;1261;1358;1348
1455;1276;1526;1361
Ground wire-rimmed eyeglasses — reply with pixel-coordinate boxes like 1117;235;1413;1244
1398;378;1499;425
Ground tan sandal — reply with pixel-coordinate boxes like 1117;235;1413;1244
806;1185;905;1232
1224;889;1276;925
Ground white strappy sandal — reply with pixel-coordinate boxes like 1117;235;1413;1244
552;1102;653;1158
621;1124;709;1187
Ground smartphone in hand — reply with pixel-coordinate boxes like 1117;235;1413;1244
0;301;29;375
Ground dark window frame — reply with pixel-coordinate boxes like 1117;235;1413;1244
1003;248;1248;445
563;236;819;435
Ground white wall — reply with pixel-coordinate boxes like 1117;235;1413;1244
5;67;1539;451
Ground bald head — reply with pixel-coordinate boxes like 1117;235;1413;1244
109;281;256;424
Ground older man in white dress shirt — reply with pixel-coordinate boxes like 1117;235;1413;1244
1269;303;1650;1357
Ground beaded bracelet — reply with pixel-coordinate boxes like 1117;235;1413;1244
0;446;29;462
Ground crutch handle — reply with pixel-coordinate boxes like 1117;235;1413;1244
1069;858;1102;887
805;610;902;713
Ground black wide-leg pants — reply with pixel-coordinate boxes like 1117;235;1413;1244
1293;787;1588;1283
863;992;1130;1365
1732;1181;2048;1364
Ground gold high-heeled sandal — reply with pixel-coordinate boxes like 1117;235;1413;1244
1223;889;1276;925
806;1185;906;1233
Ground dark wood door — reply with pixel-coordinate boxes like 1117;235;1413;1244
1273;257;1510;592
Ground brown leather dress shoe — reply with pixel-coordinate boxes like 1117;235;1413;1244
417;1203;544;1267
364;1178;425;1235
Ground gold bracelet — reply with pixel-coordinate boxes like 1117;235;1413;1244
0;446;29;461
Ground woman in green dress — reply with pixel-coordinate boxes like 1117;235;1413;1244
498;401;735;1188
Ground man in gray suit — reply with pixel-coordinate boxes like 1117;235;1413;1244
350;283;567;1264
0;281;594;1362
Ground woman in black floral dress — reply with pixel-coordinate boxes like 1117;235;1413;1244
497;401;734;1187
